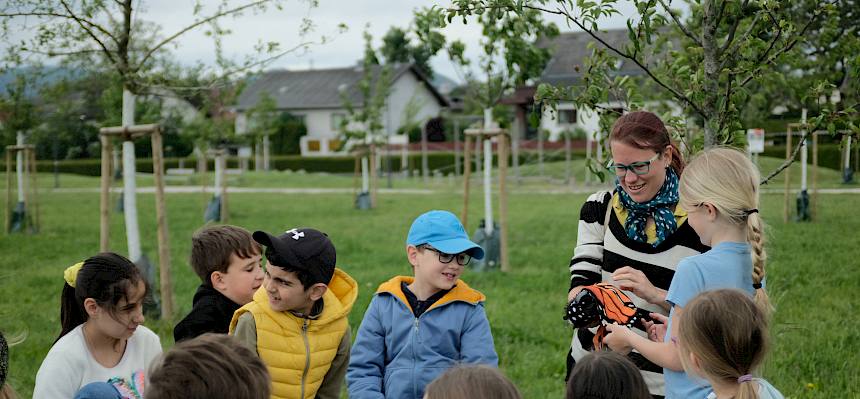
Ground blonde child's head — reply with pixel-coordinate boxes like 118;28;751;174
679;147;770;311
678;289;769;399
423;365;521;399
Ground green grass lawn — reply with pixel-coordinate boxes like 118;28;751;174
1;161;858;398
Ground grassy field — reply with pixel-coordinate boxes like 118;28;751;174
1;159;858;398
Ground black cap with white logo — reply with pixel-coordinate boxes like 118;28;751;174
252;228;336;285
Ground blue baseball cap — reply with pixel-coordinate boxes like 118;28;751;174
406;210;485;260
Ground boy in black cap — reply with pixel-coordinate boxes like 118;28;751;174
229;228;358;399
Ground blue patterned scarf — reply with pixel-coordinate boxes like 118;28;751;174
615;167;679;247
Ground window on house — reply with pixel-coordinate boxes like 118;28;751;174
331;113;346;130
558;109;577;125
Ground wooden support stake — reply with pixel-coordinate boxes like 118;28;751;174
462;136;472;228
370;144;378;209
151;128;174;320
812;131;818;221
498;133;510;272
5;150;11;234
220;155;229;223
783;127;793;223
29;149;39;231
353;152;360;197
100;135;112;252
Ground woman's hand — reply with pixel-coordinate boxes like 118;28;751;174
611;266;665;304
604;323;634;355
642;313;668;342
567;286;585;302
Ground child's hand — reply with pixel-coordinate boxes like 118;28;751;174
643;313;668;342
604;323;634;355
611;266;661;304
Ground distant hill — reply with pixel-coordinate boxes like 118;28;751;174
0;66;81;97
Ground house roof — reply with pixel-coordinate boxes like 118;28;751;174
538;29;648;87
235;63;449;111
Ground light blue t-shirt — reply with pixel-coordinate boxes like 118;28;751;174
663;241;757;399
705;378;785;399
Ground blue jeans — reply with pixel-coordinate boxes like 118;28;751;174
74;382;122;399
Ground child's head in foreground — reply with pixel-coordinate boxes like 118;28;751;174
423;365;521;399
678;289;770;399
147;333;270;399
566;351;651;399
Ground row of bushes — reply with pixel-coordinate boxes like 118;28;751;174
33;145;850;177
33;150;592;177
761;144;855;171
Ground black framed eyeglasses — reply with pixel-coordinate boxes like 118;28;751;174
419;245;472;266
606;153;660;177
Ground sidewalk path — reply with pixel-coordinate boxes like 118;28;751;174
49;186;860;195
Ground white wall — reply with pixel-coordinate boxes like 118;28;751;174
385;71;444;135
541;102;582;142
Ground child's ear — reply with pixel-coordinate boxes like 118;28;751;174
83;298;100;317
406;245;420;267
689;351;702;373
210;271;226;291
308;283;328;301
704;203;719;221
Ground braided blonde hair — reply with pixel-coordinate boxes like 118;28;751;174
679;147;771;312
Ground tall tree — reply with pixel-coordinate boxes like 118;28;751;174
439;0;857;174
0;0;325;318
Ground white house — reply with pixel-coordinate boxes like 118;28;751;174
536;29;661;142
234;63;449;156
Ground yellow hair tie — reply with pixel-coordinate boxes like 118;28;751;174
63;262;84;288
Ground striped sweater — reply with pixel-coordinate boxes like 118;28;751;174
567;190;708;398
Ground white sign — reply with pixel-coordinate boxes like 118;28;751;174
747;128;765;154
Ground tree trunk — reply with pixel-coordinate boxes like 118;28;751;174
121;88;142;263
702;0;719;148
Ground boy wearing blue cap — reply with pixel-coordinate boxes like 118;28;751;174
347;210;499;399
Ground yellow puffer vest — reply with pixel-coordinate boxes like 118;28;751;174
230;268;358;399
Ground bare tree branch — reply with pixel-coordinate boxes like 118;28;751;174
716;75;732;133
714;0;729;26
760;130;810;185
717;0;749;56
0;9;118;44
739;5;824;88
657;0;702;47
137;0;271;70
720;11;760;69
56;0;118;66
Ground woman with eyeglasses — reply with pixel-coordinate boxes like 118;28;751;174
565;111;708;398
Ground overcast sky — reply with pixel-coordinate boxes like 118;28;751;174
5;0;673;82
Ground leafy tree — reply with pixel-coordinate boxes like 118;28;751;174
0;0;329;318
418;4;558;114
437;0;857;184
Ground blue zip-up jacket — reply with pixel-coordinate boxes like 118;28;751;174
347;276;499;399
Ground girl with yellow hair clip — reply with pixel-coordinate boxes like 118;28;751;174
33;253;162;399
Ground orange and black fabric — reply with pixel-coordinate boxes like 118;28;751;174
564;283;653;350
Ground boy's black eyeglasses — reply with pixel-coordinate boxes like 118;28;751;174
418;245;472;266
606;153;660;176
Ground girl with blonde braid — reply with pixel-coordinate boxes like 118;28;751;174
604;147;772;398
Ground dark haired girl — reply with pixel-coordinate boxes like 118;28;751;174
33;253;162;399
